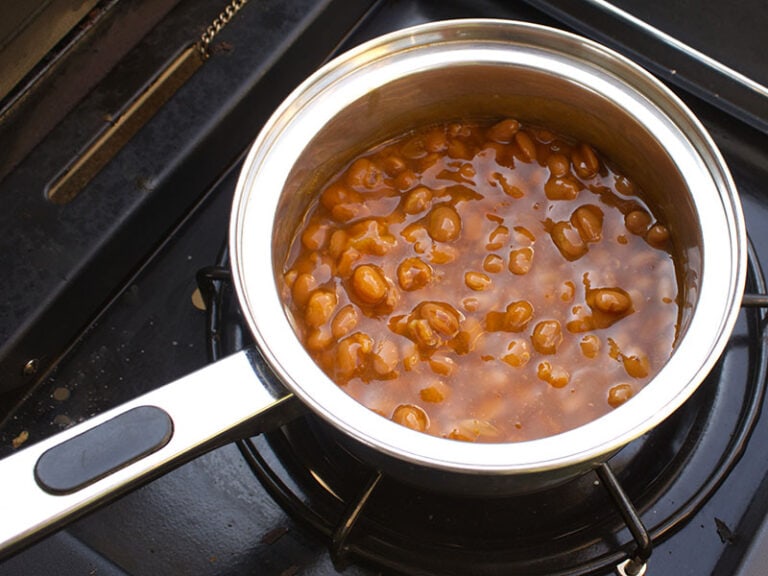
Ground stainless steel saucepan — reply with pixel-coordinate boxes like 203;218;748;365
0;19;745;557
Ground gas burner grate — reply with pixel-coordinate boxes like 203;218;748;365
196;237;768;576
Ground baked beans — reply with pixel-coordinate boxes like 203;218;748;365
282;118;679;442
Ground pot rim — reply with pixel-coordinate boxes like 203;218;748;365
229;19;746;475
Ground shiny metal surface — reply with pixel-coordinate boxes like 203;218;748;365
0;349;294;557
576;0;768;99
231;19;746;492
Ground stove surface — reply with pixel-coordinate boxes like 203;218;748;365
1;1;767;575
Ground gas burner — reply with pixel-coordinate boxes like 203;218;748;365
197;240;768;576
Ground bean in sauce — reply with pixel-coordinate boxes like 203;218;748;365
282;119;679;442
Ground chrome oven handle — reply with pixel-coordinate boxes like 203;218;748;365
0;348;301;559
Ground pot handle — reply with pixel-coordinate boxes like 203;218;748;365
0;347;303;559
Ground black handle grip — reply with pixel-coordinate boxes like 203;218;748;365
34;405;173;495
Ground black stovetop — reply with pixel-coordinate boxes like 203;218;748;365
1;1;767;575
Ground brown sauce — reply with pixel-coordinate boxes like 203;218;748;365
281;118;679;442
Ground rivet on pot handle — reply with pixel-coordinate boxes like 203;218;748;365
0;347;302;560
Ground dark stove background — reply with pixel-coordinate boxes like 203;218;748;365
1;1;767;575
